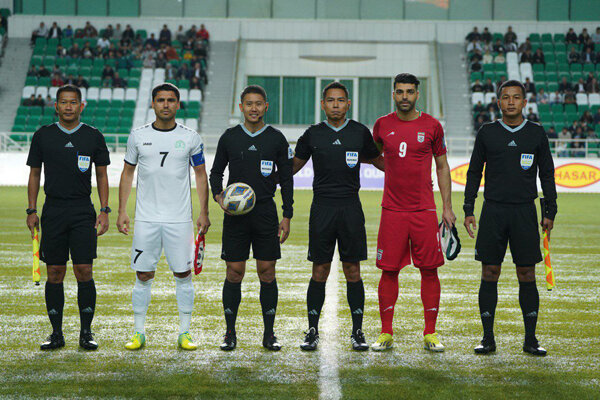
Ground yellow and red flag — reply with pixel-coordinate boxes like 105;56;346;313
542;230;554;291
32;227;40;285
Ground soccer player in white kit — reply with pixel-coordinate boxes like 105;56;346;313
117;83;210;350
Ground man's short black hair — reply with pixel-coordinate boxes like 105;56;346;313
497;79;526;98
152;83;180;101
241;85;267;102
322;81;349;99
394;73;420;89
56;84;82;102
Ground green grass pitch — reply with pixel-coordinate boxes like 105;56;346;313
0;186;598;399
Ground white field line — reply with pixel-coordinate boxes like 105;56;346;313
319;248;341;400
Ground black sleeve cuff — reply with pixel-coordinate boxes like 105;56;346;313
544;201;557;221
282;209;293;219
463;203;475;217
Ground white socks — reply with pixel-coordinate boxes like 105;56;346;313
175;274;194;334
132;277;153;334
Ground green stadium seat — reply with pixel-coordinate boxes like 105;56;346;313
94;109;108;120
25;76;37;86
537;83;547;93
545;71;557;82
564;103;577;113
25;123;40;132
0;8;11;17
542;43;553;53
470;72;482;82
104;134;117;142
541;33;553;43
494;63;507;73
89;77;102;87
483;64;494;72
35;37;46;47
583;64;595;73
120;108;135;118
43;58;55;67
556;53;567;64
43;106;55;115
105;59;116;67
168;60;180;68
553;33;565;43
30;56;43;66
93;58;105;67
38;77;51;87
40;116;55;125
570;63;583;72
529;33;541;43
554;43;566;53
55;58;66;67
29;107;42;116
532;64;544;73
17;106;30;116
178;80;190;89
533;72;545;83
79;58;92;67
483;71;496;81
566;112;578;122
545;63;557;73
14;115;27;125
11;125;25;133
117;68;129;78
44;47;56;56
131;59;142;68
98;99;111;108
492;33;503;42
123;100;136;109
111;99;124;109
135;29;147;39
185;109;197;118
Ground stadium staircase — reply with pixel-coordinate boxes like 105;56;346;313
439;43;472;137
0;38;31;133
200;41;237;149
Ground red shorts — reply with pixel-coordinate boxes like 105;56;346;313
376;208;444;271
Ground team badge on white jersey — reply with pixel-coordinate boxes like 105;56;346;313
417;132;425;143
520;153;534;170
346;151;358;168
77;155;90;172
261;160;274;176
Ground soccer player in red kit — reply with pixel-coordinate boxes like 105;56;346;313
371;73;456;352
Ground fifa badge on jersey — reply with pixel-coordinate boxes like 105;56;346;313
77;155;91;172
417;132;425;143
261;160;274;177
520;153;534;170
346;151;359;168
377;249;383;260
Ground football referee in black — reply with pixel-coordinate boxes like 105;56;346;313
294;82;382;351
26;84;110;350
463;80;557;356
210;85;293;351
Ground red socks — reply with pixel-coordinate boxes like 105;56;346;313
420;268;441;335
378;270;399;334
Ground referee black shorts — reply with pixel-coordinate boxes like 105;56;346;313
308;196;367;264
40;199;97;265
221;198;281;262
475;200;543;266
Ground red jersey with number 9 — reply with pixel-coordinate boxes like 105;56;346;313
373;111;447;212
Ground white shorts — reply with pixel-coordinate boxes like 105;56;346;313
130;221;194;273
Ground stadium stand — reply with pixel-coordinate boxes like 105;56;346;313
467;26;600;157
11;21;209;146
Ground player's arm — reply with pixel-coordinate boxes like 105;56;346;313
463;129;486;238
209;134;230;213
537;131;557;235
434;154;456;229
117;162;135;235
292;130;311;175
292;157;308;175
26;167;41;238
193;164;211;235
95;165;109;236
277;136;294;244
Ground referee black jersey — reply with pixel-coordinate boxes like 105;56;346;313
26;122;110;203
209;124;294;218
295;119;380;200
464;119;557;219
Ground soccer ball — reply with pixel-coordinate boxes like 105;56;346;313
222;183;256;215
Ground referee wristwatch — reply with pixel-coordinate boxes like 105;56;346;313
100;206;112;214
26;208;37;215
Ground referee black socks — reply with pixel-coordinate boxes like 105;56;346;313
346;279;365;335
478;279;498;339
519;281;539;344
307;279;326;335
223;279;241;333
260;279;278;337
45;282;64;334
77;279;96;333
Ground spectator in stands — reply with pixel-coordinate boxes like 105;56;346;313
558;76;572;93
582;37;595;52
466;39;482;52
592;27;600;45
178;63;192;80
504;26;517;44
494;51;505;64
495;76;507;92
65;74;76;85
27;65;38;77
526;107;539;122
122;24;134;41
505;41;517;53
520;49;533;63
593;108;600;126
470;49;483;63
483;78;495;93
567;120;579;135
581;110;594;125
84;21;98;37
480;27;491;44
473;100;485;114
536;88;549;104
34;95;44;107
116;52;132;70
186;25;197;40
532;48;545;65
566;28;578;44
581;47;595;64
165;44;179;61
575;78;587;93
474;114;485;132
165;63;177;80
155;52;167;68
194;42;208;60
97;35;110;49
31;22;48;44
568;47;581;64
103;24;114;39
45;95;54;107
472;79;484;92
518;38;532;54
56;44;66;58
37;65;50;78
112;72;127;88
159;25;171;46
67;42;82;59
190;76;202;90
470;59;482;72
64;25;73;38
175;25;186;43
101;65;115;81
466;27;481;42
564;90;576;105
198;24;210;43
144;33;158;50
192;62;207;85
82;41;95;58
578;28;590;45
587;78;600;94
557;127;570;157
488;95;500;113
546;127;558;139
486;104;498;121
492;39;505;53
114;24;123;40
47;22;62;39
482;49;493;64
23;94;35;106
75;74;89;89
51;65;61;77
51;73;64;87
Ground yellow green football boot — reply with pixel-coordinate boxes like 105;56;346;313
178;332;198;350
371;333;394;351
125;332;145;350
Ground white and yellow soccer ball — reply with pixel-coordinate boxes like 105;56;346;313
222;183;256;215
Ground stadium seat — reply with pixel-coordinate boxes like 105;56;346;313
548;91;559;103
526;103;538;115
125;88;137;101
112;88;125;101
185;119;198;130
519;63;533;81
189;89;202;102
564;104;577;113
484;92;496;104
576;94;588;106
25;76;38;86
589;94;600;106
48;86;58;100
471;92;485;105
87;87;100;101
35;87;48;98
99;88;112;101
179;89;189;103
508;70;521;81
175;118;185;125
506;52;518;66
22;86;35;98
